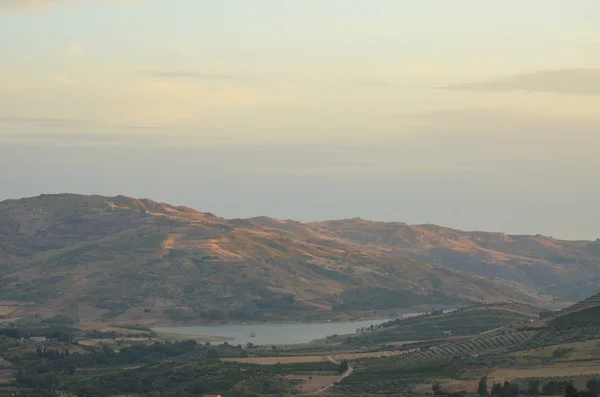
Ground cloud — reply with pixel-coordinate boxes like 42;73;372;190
561;30;600;44
444;69;600;96
140;70;249;81
0;0;139;14
61;44;83;55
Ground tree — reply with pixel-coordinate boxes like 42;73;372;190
492;381;518;397
339;359;349;374
491;383;503;397
527;380;540;396
587;379;600;397
478;376;489;396
565;382;579;397
433;383;445;396
206;349;220;359
77;385;105;397
543;381;565;396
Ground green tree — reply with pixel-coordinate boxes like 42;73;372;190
207;349;220;359
478;376;489;396
339;359;349;374
565;382;579;397
77;385;105;397
587;379;600;397
527;380;540;396
491;383;503;397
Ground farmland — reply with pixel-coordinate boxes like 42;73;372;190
3;296;600;396
224;349;415;365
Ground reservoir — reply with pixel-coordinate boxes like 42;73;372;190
153;319;390;346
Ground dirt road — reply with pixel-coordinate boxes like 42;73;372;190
312;356;352;394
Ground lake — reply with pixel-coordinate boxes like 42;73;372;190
153;319;390;346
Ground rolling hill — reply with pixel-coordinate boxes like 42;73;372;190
0;194;598;324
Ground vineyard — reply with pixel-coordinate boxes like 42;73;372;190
384;330;535;366
332;330;536;395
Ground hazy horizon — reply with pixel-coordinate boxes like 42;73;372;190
1;0;599;240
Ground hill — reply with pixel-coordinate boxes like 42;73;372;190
310;219;600;303
0;193;598;324
343;302;544;346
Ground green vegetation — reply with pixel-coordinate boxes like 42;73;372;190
344;305;535;346
551;306;600;330
69;361;295;397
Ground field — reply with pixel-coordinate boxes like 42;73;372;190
224;350;414;365
490;361;600;380
515;338;600;360
224;356;330;365
288;375;342;392
344;303;541;346
414;379;480;393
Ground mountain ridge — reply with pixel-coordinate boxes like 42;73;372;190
1;193;598;324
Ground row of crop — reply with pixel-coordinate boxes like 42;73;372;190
391;331;536;365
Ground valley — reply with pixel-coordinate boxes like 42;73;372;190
2;194;600;396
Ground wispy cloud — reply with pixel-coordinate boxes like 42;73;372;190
0;0;140;14
444;69;600;96
140;70;249;81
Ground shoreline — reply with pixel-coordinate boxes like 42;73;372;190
150;317;392;329
152;318;392;344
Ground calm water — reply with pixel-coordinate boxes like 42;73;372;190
153;319;390;346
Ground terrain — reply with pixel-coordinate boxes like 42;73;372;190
1;193;600;324
4;296;600;396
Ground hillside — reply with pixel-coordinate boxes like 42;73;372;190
310;219;600;303
0;194;598;324
343;302;544;346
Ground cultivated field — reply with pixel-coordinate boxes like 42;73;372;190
415;380;479;393
289;375;342;393
223;350;414;365
515;338;600;360
491;361;600;379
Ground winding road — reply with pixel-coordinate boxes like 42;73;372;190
312;356;353;394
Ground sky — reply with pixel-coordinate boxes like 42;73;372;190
1;0;599;239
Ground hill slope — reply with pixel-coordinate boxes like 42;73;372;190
0;194;598;324
310;219;600;303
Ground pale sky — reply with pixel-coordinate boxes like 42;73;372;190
1;0;599;239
